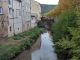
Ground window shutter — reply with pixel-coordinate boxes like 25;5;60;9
2;8;4;14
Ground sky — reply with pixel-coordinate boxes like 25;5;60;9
34;0;59;5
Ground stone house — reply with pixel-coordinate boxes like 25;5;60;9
31;0;41;21
0;0;31;39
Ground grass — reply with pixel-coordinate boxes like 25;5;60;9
0;26;41;60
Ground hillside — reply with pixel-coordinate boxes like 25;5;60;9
45;0;80;17
40;4;56;15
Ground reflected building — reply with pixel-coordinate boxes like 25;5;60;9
31;36;41;52
12;36;41;60
12;49;31;60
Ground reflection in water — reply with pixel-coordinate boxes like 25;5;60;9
32;31;57;60
12;49;31;60
12;31;57;60
12;37;41;60
31;36;41;52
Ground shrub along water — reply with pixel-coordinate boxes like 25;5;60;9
0;27;41;60
37;21;45;28
51;8;80;60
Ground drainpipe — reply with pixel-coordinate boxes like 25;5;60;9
12;0;15;35
21;1;23;32
30;0;31;29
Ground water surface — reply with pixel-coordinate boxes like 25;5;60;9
12;31;57;60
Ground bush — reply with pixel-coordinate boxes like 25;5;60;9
0;26;41;60
37;21;45;28
13;36;20;40
52;9;77;43
52;9;77;60
30;34;37;39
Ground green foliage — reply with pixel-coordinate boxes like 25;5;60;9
51;9;80;60
0;26;41;60
11;27;40;40
12;36;21;40
52;9;77;43
30;34;37;39
37;21;45;28
40;4;56;15
20;39;30;48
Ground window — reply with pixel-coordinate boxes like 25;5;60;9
22;10;24;16
10;27;11;31
17;10;21;17
27;0;30;4
8;0;11;5
27;7;30;12
0;7;4;14
28;8;30;12
18;28;19;30
28;0;30;4
22;1;24;6
19;10;21;16
9;8;12;15
29;16;31;20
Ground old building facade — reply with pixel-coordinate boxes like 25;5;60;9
0;0;31;39
0;0;8;39
31;0;41;28
31;13;37;28
22;0;31;32
31;0;41;20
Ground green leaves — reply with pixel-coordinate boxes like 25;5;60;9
40;4;56;15
0;26;41;60
37;21;45;28
52;9;77;43
51;9;80;60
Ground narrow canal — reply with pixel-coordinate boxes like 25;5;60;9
12;30;57;60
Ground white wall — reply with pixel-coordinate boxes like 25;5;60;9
22;0;31;31
31;17;37;28
31;0;41;20
13;0;22;34
8;0;14;37
8;0;31;37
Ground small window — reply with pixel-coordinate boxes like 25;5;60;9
0;7;4;14
17;10;21;17
22;1;24;6
18;28;19;30
9;8;12;15
8;0;11;4
22;10;24;16
19;10;21;16
10;27;11;31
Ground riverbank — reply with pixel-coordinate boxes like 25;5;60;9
12;30;57;60
0;27;41;60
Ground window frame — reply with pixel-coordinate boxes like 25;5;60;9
0;7;4;14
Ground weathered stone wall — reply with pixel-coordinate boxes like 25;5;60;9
31;0;42;20
0;0;8;39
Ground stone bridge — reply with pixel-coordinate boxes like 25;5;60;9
41;17;54;29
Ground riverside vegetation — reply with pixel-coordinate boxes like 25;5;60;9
44;0;80;60
52;9;79;60
0;27;40;60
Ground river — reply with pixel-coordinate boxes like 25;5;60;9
12;31;57;60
